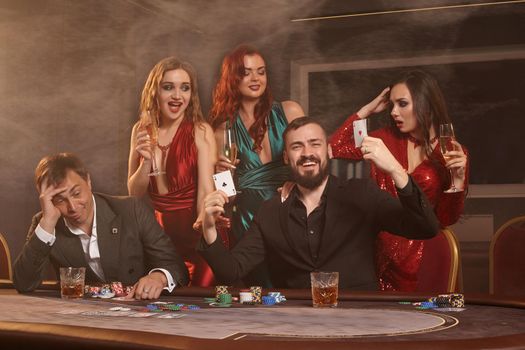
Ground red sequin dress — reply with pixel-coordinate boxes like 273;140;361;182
149;120;214;287
330;114;468;291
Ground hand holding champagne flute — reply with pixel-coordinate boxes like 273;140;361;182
139;115;164;177
439;123;462;193
221;121;239;220
223;122;238;166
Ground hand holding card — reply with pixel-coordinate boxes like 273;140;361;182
353;119;368;148
213;170;237;197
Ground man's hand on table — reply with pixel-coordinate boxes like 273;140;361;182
128;272;167;300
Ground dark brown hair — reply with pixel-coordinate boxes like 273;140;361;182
35;153;89;188
283;116;327;145
389;70;451;158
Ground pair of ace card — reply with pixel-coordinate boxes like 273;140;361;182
213;120;367;195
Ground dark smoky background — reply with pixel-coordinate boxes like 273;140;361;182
1;0;524;292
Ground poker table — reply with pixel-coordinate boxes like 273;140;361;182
1;283;525;350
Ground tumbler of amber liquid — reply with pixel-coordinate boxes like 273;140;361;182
310;271;339;308
60;267;85;299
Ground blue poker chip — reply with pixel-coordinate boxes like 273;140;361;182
146;304;159;310
262;296;276;305
187;305;201;310
419;301;436;309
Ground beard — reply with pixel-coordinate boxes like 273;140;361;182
290;155;330;189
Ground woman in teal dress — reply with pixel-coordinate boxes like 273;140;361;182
209;44;304;286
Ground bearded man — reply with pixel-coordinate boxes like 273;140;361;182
198;117;438;290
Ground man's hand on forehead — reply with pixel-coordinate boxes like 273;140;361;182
39;177;68;197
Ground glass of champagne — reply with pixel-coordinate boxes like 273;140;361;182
439;123;462;193
221;122;239;221
140;119;164;176
223;122;238;166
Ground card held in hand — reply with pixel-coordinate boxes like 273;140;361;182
353;119;368;147
213;170;237;197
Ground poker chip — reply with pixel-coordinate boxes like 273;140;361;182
187;305;201;310
203;297;217;303
219;293;232;304
215;285;229;301
124;285;134;295
97;292;115;299
163;304;181;311
450;294;465;308
419;301;436;309
262;296;276;305
110;306;126;311
239;291;253;304
111;281;126;297
436;295;452;308
421;294;465;310
250;286;262;304
267;292;286;303
209;302;232;308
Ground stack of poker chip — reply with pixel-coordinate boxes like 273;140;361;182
99;284;115;298
124;285;134;295
215;285;229;302
450;293;465;308
84;285;101;296
239;289;253;304
437;294;453;308
262;295;276;305
267;292;286;303
219;293;233;304
111;281;126;297
435;293;465;308
250;286;262;304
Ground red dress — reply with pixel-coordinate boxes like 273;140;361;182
149;120;214;287
330;114;468;291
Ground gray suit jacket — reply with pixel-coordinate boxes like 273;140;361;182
13;193;189;292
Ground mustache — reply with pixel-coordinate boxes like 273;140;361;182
296;155;320;166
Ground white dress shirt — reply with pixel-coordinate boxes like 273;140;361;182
35;195;176;292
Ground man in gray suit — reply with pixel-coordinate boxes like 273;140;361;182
13;153;189;299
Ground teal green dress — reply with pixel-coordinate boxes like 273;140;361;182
231;102;289;286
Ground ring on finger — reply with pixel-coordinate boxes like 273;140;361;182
363;146;368;154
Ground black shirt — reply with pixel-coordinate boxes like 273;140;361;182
288;184;328;263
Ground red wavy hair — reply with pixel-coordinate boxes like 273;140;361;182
209;44;273;152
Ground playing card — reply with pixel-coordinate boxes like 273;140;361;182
213;170;237;197
353;119;368;147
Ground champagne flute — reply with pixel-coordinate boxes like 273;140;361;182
439;123;462;193
223;122;238;166
222;122;239;220
140;119;164;176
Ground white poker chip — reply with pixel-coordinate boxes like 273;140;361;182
98;292;116;299
110;306;132;311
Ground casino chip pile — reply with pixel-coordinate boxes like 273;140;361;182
144;302;201;312
408;293;465;311
208;285;286;307
85;282;133;298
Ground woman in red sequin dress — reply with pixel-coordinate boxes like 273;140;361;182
127;57;217;286
330;70;469;292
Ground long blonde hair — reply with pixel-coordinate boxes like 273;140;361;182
139;57;204;129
